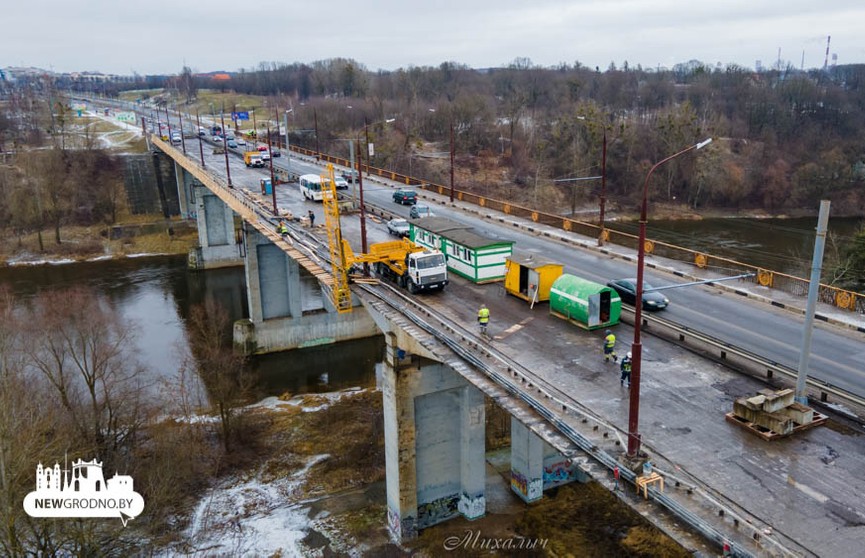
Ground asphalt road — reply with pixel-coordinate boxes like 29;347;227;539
187;131;865;401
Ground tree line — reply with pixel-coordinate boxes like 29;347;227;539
108;57;865;216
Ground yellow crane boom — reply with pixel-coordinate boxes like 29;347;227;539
320;164;353;313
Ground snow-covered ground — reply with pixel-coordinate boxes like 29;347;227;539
177;454;327;557
156;388;371;556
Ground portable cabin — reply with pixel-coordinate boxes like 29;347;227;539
549;274;621;330
260;178;273;195
410;217;515;283
504;252;564;304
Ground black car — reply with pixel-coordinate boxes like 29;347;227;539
606;278;669;310
393;188;417;205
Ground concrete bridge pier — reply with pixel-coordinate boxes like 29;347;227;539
187;184;244;270
233;227;378;354
174;161;196;219
510;417;585;503
382;333;486;542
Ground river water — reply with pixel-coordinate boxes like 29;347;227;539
0;255;382;406
1;216;860;399
608;216;864;275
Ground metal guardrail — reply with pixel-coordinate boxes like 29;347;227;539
288;144;864;317
620;306;865;413
356;280;805;557
156;136;819;555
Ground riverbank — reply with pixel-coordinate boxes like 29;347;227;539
153;388;690;556
610;201;845;222
0;217;197;266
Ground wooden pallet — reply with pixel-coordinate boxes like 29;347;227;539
725;411;828;441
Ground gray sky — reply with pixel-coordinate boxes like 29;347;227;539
6;0;865;75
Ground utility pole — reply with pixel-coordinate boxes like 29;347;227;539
356;141;369;273
314;108;320;161
450;121;455;203
598;131;607;246
220;104;231;187
196;110;205;168
796;200;831;404
178;109;186;155
267;125;277;214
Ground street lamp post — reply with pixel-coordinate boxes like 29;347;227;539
284;108;293;173
598;131;608;246
627;137;712;458
220;104;232;188
363;117;395;177
267;125;277;214
356;117;396;270
196;110;205;168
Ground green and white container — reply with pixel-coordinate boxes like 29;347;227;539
549;274;621;330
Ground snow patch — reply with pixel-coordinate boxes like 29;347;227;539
169;454;330;557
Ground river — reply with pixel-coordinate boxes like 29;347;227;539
2;215;859;401
608;215;864;275
0;255;382;407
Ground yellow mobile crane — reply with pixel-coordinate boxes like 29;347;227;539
320;164;449;313
320;164;353;313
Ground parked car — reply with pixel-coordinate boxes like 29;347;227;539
334;176;349;190
393;188;418;205
387;218;410;237
606;278;669;310
227;139;238;148
212;135;223;142
341;170;359;183
235;137;247;146
257;145;269;152
198;127;207;136
409;204;434;219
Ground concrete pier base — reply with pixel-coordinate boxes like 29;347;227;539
188;185;243;269
383;333;486;542
511;417;584;503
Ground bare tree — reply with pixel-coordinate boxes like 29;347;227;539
23;287;147;462
186;300;250;452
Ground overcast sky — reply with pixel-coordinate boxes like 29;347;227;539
5;0;865;75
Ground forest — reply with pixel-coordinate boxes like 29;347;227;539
73;57;865;215
2;57;865;288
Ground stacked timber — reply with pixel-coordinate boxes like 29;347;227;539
726;388;825;440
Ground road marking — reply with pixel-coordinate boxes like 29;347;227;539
494;317;534;340
787;477;829;504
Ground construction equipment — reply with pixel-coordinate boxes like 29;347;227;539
342;238;449;294
320;163;449;314
320;164;353;313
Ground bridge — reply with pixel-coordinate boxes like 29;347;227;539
150;131;865;558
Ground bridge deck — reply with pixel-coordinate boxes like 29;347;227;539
426;277;865;558
156;137;865;557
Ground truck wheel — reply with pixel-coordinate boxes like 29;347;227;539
408;281;418;294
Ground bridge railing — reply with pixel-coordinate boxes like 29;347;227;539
284;144;864;316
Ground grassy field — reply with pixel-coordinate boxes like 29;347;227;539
118;88;282;131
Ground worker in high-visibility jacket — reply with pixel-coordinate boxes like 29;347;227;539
620;351;632;387
603;329;618;363
477;304;490;334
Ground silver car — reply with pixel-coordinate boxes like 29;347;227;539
387;218;410;237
